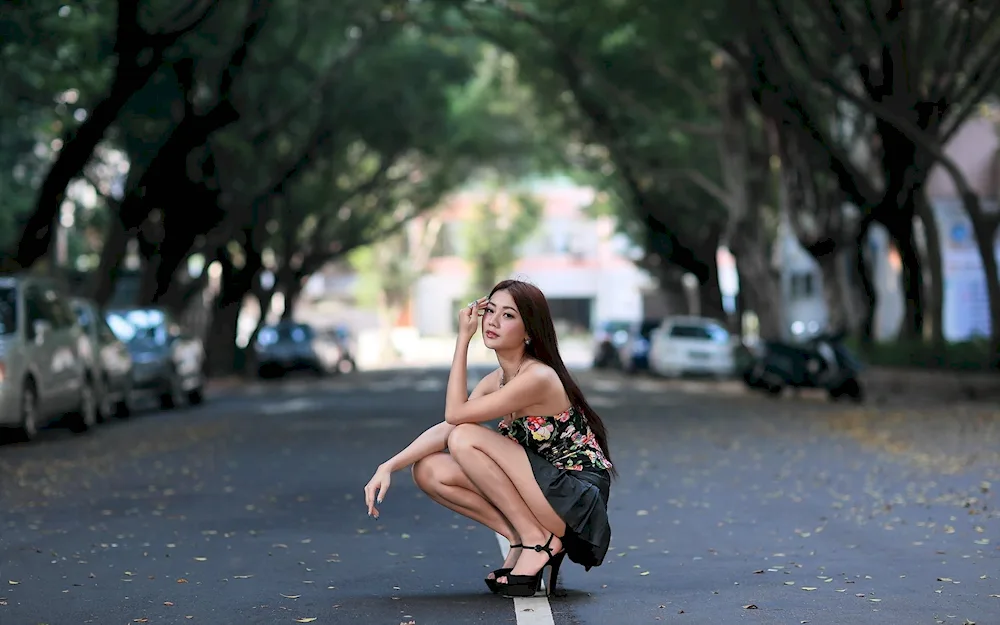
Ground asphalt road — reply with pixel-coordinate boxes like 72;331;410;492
1;367;998;625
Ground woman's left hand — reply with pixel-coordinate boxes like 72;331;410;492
458;297;487;342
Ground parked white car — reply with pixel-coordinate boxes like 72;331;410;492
0;275;98;441
648;316;735;378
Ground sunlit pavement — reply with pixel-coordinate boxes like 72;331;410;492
1;369;998;625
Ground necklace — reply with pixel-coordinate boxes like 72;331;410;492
499;356;527;388
499;356;527;426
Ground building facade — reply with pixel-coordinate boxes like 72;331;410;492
411;181;653;337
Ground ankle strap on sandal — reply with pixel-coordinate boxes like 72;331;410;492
528;534;555;556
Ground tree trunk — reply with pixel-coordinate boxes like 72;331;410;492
253;287;276;335
816;252;849;333
696;243;727;322
280;278;303;322
971;217;1000;369
896;223;925;341
205;295;244;377
916;193;945;362
732;239;784;340
376;287;401;364
91;214;130;306
856;234;878;346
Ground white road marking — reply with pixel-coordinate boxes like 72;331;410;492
495;533;556;625
587;395;616;407
258;398;321;415
414;377;445;392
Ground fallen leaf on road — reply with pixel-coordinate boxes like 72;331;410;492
234;575;253;579
194;557;207;562
742;604;758;609
177;578;188;583
164;602;174;606
281;594;301;599
294;619;317;623
7;581;18;585
783;581;795;586
640;571;650;576
801;587;817;591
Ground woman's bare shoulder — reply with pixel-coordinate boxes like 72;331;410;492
470;368;502;399
521;361;562;386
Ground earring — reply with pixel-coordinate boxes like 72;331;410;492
525;338;531;345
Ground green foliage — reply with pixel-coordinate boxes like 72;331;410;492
446;0;734;273
462;184;543;298
844;337;995;372
0;1;114;255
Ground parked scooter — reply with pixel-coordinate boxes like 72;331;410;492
742;331;865;401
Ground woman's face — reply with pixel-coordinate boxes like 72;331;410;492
482;289;528;350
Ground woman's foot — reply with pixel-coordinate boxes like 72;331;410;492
487;544;522;582
497;533;563;584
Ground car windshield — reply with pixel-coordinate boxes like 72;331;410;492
258;323;314;345
72;302;94;332
669;324;729;342
638;320;660;339
0;286;16;336
107;309;168;345
601;321;631;334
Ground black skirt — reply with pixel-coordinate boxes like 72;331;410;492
523;447;612;571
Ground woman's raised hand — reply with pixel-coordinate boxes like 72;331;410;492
458;297;487;342
364;465;392;519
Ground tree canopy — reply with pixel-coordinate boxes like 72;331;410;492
3;0;1000;369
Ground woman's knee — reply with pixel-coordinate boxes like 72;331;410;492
411;452;449;491
447;423;481;453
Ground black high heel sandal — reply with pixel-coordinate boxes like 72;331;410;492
485;543;522;594
496;534;566;598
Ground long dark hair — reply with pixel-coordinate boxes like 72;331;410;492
489;279;617;478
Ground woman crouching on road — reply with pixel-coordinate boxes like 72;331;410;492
363;279;614;598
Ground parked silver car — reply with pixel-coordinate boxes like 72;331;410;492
70;297;134;420
254;321;345;377
0;276;98;441
105;307;206;409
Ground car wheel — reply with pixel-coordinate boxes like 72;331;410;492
188;385;205;405
115;381;134;418
97;376;115;423
69;378;98;434
12;381;40;442
159;372;185;410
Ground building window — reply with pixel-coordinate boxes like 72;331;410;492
431;224;458;258
790;272;815;299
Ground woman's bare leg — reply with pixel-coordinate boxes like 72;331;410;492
447;424;567;581
411;452;522;573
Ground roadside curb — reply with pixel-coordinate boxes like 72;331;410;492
865;366;999;402
205;375;248;393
